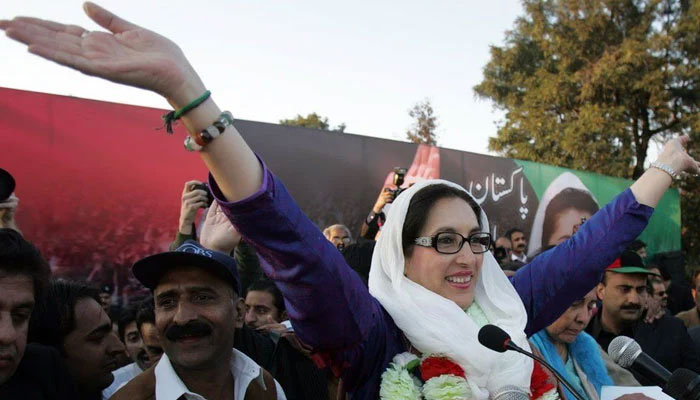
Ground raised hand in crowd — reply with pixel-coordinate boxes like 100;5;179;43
0;193;20;233
372;187;394;215
362;144;441;240
360;186;394;240
1;4;202;113
199;200;241;254
2;2;263;202
178;180;209;236
630;135;700;207
255;315;291;336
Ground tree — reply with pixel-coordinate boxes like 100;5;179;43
475;0;698;179
406;99;438;145
475;0;699;261
279;112;346;132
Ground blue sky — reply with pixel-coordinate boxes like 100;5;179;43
1;1;527;155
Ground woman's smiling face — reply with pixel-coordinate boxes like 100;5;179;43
404;197;484;309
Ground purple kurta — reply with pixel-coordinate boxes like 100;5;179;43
210;161;653;400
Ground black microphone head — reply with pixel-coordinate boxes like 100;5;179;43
664;368;700;400
608;336;641;368
478;324;511;353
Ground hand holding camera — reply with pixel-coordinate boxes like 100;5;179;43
373;187;396;214
178;180;213;235
373;167;406;212
386;167;407;201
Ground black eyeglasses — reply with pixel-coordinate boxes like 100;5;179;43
414;231;492;254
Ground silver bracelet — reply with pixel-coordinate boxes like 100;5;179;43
650;161;677;179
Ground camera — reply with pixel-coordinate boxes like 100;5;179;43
388;167;407;199
192;183;215;208
494;246;507;264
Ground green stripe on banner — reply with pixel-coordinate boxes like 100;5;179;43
514;159;680;258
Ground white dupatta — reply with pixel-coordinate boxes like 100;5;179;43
368;179;533;399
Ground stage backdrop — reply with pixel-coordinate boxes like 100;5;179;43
0;87;680;290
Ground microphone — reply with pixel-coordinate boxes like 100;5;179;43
663;368;700;400
478;323;519;353
491;385;528;400
608;336;672;387
478;325;586;400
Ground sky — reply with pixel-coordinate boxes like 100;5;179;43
0;1;530;156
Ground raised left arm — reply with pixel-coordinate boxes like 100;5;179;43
513;136;697;335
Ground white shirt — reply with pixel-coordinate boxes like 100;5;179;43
102;362;143;399
154;349;286;400
511;252;527;263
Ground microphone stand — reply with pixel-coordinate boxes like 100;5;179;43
507;344;587;400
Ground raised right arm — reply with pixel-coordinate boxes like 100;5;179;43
1;3;262;203
0;0;388;361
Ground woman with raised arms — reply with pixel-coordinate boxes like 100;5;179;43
2;4;697;399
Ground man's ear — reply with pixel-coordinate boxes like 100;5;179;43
596;282;605;301
280;310;288;321
234;297;246;329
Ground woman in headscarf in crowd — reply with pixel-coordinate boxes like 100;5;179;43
3;5;697;399
530;288;639;400
528;172;600;259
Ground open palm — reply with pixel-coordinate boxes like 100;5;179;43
382;144;441;189
200;201;241;253
0;2;201;102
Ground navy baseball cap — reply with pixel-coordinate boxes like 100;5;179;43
132;240;241;295
0;168;15;201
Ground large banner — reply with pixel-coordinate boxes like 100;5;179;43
0;87;680;291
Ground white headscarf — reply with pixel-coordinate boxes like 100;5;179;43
527;172;599;258
368;179;533;399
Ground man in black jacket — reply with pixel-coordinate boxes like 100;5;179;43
0;228;79;399
587;251;700;383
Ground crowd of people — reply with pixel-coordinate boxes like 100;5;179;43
2;3;700;400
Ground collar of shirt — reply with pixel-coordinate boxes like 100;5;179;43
511;252;527;263
154;349;266;400
117;361;143;377
102;362;143;399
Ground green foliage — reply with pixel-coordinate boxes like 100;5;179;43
475;0;699;259
279;112;346;132
406;99;438;145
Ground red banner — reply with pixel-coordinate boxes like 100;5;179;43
0;87;208;289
